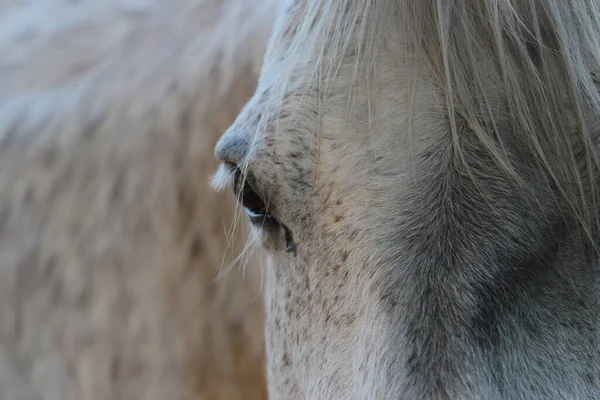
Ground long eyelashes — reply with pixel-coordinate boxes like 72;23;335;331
229;163;278;226
228;163;297;256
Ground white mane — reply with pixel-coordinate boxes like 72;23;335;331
268;0;600;239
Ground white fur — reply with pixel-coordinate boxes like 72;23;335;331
216;0;600;398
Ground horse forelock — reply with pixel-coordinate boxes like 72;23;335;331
268;0;600;243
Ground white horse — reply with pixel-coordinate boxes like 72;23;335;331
0;0;274;399
215;0;600;398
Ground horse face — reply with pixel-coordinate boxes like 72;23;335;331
216;0;600;398
214;2;439;397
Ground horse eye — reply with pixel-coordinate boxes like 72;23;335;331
229;163;278;226
225;163;297;256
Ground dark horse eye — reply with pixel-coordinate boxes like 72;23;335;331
228;163;277;226
226;163;297;256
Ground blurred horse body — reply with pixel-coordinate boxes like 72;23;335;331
0;1;274;399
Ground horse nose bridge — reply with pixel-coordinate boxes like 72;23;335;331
215;98;267;164
214;130;250;166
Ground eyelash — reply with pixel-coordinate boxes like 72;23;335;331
228;163;297;256
229;163;277;226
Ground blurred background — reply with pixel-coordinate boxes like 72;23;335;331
0;0;274;399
